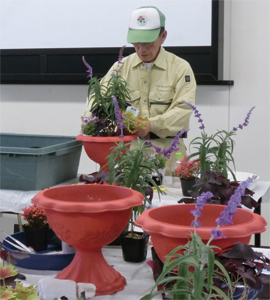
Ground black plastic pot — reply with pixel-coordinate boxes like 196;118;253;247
23;224;49;252
180;178;196;196
120;231;149;262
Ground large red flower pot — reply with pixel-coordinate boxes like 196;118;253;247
76;135;137;170
32;184;144;295
135;204;267;263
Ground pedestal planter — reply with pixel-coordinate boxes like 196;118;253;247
135;204;267;263
32;184;144;295
120;231;149;262
23;224;49;252
76;134;137;170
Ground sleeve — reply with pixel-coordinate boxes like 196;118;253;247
149;62;196;139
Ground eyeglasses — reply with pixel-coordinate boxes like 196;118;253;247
132;42;155;48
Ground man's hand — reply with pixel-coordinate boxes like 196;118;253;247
133;120;151;137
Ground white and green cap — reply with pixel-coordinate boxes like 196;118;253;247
127;6;166;44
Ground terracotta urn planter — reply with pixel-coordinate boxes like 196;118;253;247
32;184;144;295
135;204;267;263
76;134;137;170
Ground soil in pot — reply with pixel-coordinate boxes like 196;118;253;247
120;231;149;263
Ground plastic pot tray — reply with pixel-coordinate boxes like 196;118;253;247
0;133;82;190
3;230;75;270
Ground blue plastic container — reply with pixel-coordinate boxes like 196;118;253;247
3;230;75;270
0;133;82;190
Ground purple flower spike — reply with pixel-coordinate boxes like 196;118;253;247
145;128;189;159
211;228;226;239
183;101;206;131
112;95;126;138
232;107;255;132
190;191;213;228
211;176;254;239
116;45;126;72
82;56;93;78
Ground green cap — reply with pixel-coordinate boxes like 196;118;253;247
127;6;166;44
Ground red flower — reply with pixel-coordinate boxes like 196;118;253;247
21;204;48;227
174;155;200;180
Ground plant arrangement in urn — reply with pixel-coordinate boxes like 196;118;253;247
21;204;49;252
141;176;269;300
81;46;147;137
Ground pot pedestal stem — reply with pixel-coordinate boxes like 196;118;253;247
56;249;126;295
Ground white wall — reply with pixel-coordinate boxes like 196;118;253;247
0;0;269;245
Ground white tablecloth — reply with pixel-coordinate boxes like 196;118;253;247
1;176;269;213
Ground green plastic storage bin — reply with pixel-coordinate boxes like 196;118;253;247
0;133;82;191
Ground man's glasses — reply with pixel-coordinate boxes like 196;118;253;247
133;42;155;48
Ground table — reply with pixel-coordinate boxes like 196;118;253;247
1;176;269;299
1;176;269;246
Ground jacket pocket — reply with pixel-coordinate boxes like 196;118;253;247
127;90;141;109
149;88;174;117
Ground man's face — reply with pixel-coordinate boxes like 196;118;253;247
133;30;167;63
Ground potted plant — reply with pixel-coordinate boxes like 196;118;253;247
173;155;200;196
21;204;49;252
106;138;162;262
105;127;189;262
77;46;145;169
183;101;255;180
139;177;268;300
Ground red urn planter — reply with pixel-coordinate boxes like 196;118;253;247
32;184;144;295
76;134;137;170
135;204;267;263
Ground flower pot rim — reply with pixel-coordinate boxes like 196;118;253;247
135;204;267;239
76;134;137;143
32;184;144;213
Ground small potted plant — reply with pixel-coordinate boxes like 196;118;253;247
105;128;189;262
173;155;200;196
21;204;49;252
107;138;162;263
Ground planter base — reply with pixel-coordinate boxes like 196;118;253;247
56;249;126;295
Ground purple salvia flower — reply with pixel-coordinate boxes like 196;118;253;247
118;45;125;65
211;176;254;239
190;191;213;228
82;56;93;78
211;229;226;239
145;128;189;159
112;95;126;138
183;101;206;131
232;107;255;132
116;45;126;72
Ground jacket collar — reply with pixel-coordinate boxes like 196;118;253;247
131;47;167;70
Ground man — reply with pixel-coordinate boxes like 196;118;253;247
82;6;196;174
